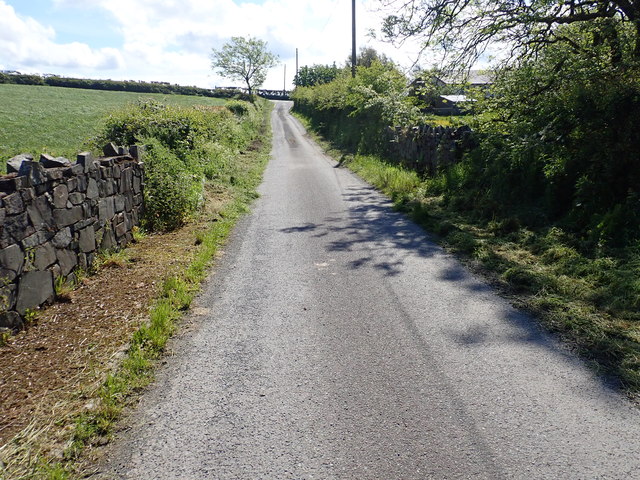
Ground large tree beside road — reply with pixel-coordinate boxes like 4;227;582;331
380;0;640;68
211;36;278;96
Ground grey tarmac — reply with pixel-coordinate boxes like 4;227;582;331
101;101;640;479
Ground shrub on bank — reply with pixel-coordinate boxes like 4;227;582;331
95;99;262;230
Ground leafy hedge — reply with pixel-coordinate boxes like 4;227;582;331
292;62;421;154
95;99;263;231
293;47;640;250
0;73;249;100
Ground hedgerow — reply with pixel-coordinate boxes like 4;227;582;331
95;99;262;231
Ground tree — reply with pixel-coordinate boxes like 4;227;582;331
293;64;340;88
379;0;640;69
211;36;278;96
346;46;395;68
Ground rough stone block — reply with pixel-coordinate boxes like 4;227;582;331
33;195;53;225
121;169;133;193
76;175;87;193
67;177;78;192
56;248;77;276
132;175;142;194
0;311;23;331
74;218;95;231
100;228;116;251
98;197;115;223
67;192;84;206
114;221;127;238
0;284;17;311
66;164;84;176
7;153;33;174
0;244;25;273
0;207;5;224
52;228;72;248
53;184;69;209
34;243;56;270
22;229;53;249
129;145;143;160
19;161;48;186
0;177;17;194
44;168;64;181
78;226;96;253
86;178;99;199
103;143;119;157
100;160;115;172
4;191;25;215
114;195;125;213
80;204;93;221
4;212;34;243
20;187;35;204
77;152;94;173
16;270;54;314
53;206;83;227
105;179;116;196
40;154;71;169
78;252;87;271
0;268;17;282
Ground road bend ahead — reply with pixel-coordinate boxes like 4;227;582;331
103;101;640;479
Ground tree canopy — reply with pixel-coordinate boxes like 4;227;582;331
293;64;340;88
211;36;278;96
380;0;640;68
346;46;396;69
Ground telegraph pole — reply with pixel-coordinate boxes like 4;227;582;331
351;0;356;77
283;64;286;93
296;48;299;76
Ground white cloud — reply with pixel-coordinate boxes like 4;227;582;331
3;0;427;89
0;1;125;73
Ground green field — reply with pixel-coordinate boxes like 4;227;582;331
0;84;227;161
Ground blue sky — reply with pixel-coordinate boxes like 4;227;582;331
0;0;424;89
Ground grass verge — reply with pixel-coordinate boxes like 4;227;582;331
293;111;640;400
0;102;273;480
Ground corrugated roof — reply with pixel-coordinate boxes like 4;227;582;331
440;95;470;103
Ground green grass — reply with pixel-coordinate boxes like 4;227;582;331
0;84;226;161
294;111;640;398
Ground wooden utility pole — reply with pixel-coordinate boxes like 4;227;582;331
351;0;356;77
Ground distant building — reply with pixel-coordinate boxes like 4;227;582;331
409;69;493;115
433;95;475;115
432;70;494;89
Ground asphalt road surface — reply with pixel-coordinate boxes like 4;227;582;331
102;101;640;479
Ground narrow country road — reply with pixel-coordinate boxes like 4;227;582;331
102;101;640;479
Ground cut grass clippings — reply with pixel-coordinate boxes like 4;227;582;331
293;111;640;401
0;102;273;480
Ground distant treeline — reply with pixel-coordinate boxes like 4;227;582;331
0;72;248;99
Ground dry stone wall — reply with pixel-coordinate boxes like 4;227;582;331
386;125;475;176
0;145;143;331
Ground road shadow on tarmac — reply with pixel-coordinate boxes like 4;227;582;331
278;186;626;393
279;185;441;277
